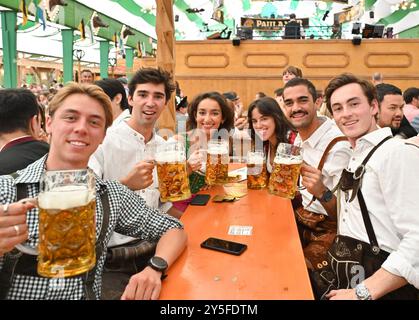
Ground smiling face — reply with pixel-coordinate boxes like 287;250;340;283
330;83;378;147
46;94;106;170
378;94;404;129
195;98;224;138
282;72;296;84
128;83;166;132
250;107;276;145
282;84;318;131
80;71;94;84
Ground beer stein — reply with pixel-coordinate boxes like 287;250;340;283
268;143;303;199
155;142;191;202
38;169;96;277
205;140;229;186
247;151;268;189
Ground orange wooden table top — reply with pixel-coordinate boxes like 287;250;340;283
159;178;314;300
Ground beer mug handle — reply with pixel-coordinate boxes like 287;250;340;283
15;243;39;255
297;175;306;191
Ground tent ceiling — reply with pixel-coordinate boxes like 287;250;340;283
1;1;418;65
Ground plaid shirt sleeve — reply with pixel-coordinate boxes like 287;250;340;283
105;180;183;241
0;167;183;300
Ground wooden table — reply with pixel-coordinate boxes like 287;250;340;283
160;182;314;300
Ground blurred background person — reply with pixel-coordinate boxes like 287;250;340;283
80;69;94;84
372;72;384;86
403;87;419;133
95;78;131;127
0;89;49;175
282;65;303;85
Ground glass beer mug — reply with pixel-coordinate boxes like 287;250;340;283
156;142;191;202
205;140;229;186
247;151;268;189
268;143;303;199
37;169;96;277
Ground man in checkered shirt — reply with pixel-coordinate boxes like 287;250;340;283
0;82;187;300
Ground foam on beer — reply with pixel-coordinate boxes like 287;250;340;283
155;151;185;163
273;156;303;165
38;185;94;210
247;153;264;165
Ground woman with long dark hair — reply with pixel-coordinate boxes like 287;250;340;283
247;97;295;172
172;91;235;211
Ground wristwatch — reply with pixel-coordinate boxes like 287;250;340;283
319;188;333;203
148;256;168;279
355;282;372;300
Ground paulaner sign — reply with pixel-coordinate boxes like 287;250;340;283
241;17;309;31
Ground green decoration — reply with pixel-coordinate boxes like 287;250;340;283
61;29;74;83
1;11;18;88
290;0;299;10
125;47;134;80
377;2;419;25
99;40;110;79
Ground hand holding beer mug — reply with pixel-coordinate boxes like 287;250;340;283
38;169;96;277
247;151;268;189
268;143;303;199
156;142;191;202
205;140;229;186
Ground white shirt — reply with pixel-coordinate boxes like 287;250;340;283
111;109;131;128
339;127;419;288
89;120;172;246
294;117;351;215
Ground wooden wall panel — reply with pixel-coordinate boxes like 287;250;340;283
134;39;419;116
174;39;419;110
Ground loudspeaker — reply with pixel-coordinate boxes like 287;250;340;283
369;11;374;19
352;36;361;45
352;23;361;35
232;38;240;46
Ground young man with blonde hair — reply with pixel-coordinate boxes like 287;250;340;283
0;82;186;300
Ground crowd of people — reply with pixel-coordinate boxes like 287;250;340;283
1;65;418;300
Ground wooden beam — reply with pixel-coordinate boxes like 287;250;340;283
155;0;176;133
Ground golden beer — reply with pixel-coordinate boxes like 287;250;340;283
247;151;268;189
205;140;229;186
268;143;303;199
268;159;302;199
156;161;191;202
38;185;96;277
205;154;229;186
156;143;191;202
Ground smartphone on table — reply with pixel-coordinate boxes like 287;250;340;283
201;237;247;255
190;194;211;206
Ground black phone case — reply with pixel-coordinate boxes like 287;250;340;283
200;237;247;256
190;194;211;206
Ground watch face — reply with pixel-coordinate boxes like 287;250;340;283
150;256;168;270
322;190;333;202
355;284;371;300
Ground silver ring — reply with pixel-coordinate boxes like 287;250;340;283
14;225;20;236
2;203;9;215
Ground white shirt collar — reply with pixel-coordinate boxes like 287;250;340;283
297;116;334;148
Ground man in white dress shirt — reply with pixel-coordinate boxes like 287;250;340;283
324;73;419;300
89;68;182;299
282;78;351;299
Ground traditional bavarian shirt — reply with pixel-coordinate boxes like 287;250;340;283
294;116;351;215
0;155;183;299
89;120;172;247
339;128;419;289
